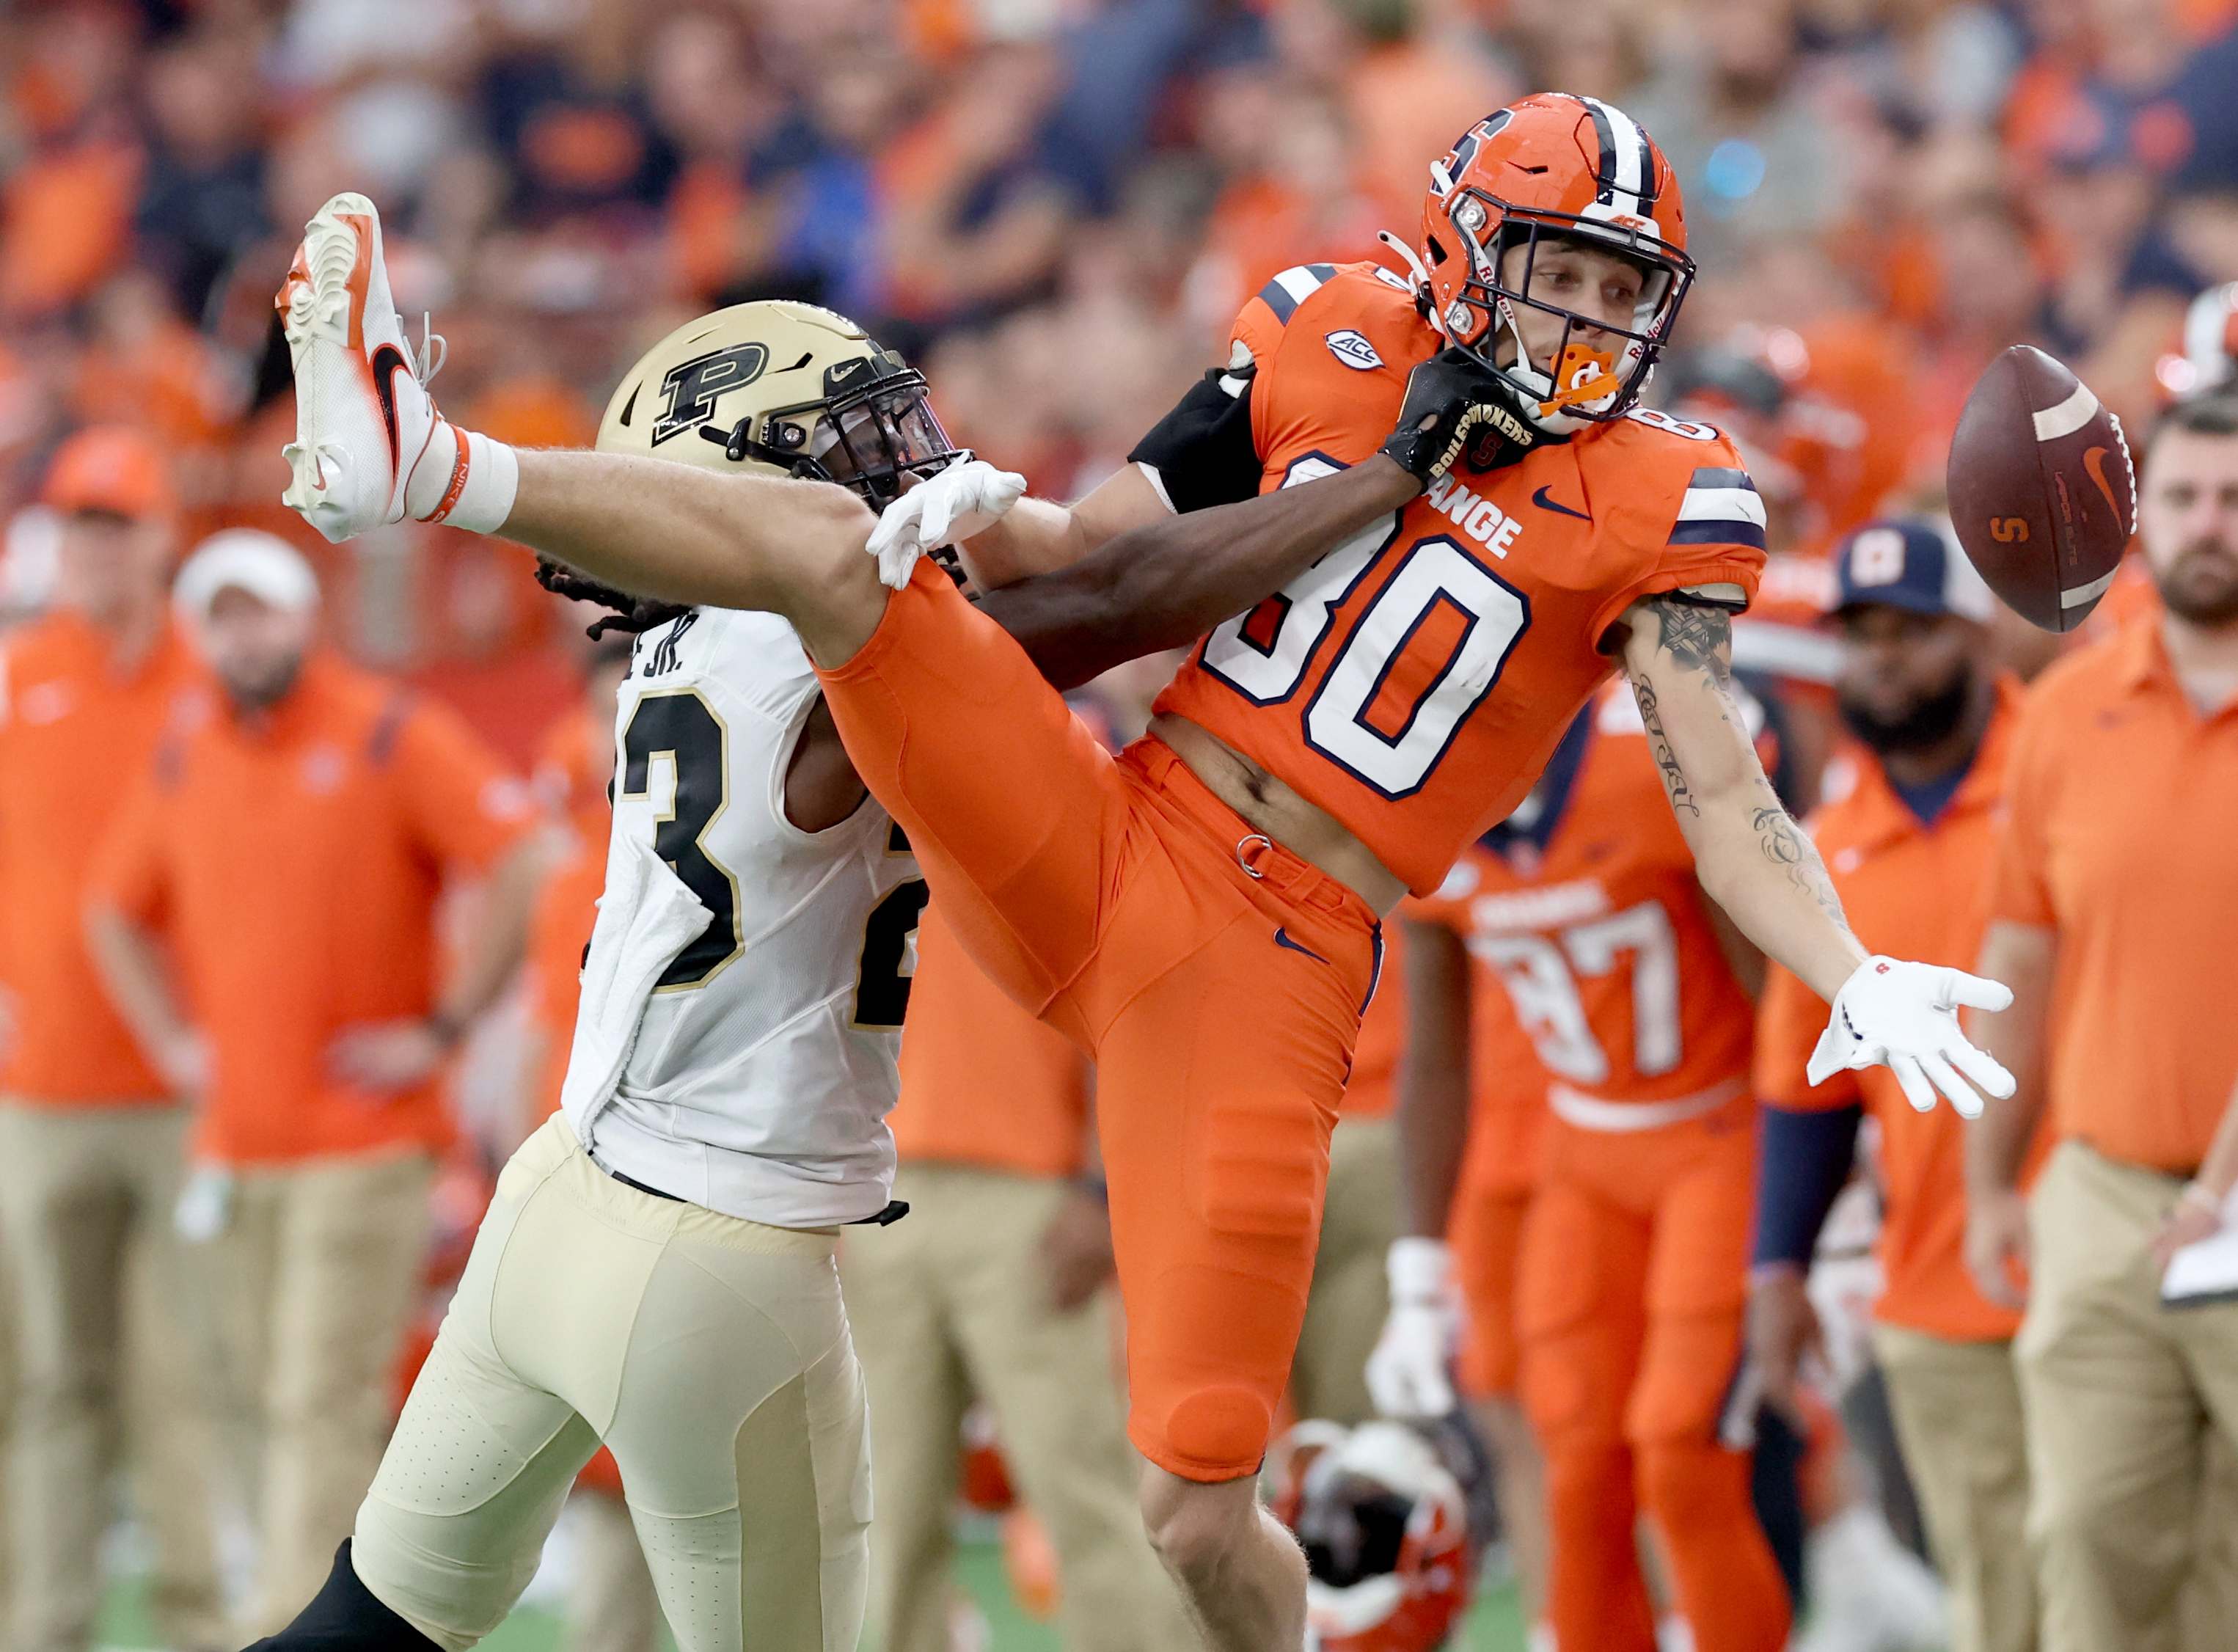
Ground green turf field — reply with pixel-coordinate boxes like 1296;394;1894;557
95;1539;1531;1651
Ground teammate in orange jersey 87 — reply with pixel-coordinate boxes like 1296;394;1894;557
277;95;2014;1652
1387;893;1551;1634
1387;681;1789;1652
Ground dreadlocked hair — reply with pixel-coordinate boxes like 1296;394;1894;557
534;557;694;640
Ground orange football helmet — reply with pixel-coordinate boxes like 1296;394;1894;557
1411;93;1694;435
1270;1421;1474;1652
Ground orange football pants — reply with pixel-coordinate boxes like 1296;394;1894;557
1518;1094;1790;1652
817;563;1381;1481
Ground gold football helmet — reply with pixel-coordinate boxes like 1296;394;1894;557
596;300;961;508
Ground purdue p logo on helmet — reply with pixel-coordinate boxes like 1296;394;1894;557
599;300;962;508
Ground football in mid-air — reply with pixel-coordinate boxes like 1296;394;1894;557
1946;345;2135;632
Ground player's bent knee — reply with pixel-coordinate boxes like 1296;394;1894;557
246;1540;445;1652
1138;1466;1263;1582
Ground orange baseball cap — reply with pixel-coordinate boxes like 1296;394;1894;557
40;426;177;521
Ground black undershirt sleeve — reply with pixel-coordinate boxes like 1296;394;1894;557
1125;365;1265;515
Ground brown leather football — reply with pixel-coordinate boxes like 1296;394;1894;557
1946;345;2135;632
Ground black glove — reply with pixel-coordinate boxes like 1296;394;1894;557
1378;348;1542;484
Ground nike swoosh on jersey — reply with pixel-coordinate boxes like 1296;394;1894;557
1532;485;1591;522
1273;927;1330;965
370;343;409;474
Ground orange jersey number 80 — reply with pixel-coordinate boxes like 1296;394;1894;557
1473;898;1681;1086
1199;456;1532;798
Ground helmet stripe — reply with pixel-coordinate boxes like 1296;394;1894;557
1583;98;1620;207
1584;98;1650;216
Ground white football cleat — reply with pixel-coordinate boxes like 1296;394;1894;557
277;192;445;544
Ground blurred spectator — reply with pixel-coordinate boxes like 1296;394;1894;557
881;40;1078;329
1626;0;1843;268
136;30;271;327
480;0;678;230
1271;0;1515;227
0;429;220;1652
82;532;542;1637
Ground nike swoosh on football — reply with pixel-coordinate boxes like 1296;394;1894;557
370;343;409;474
2082;445;2121;517
1273;927;1330;965
1532;485;1590;522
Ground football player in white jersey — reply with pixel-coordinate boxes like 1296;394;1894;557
249;195;1502;1652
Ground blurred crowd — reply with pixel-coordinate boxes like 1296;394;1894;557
3;0;2238;1650
5;0;2238;646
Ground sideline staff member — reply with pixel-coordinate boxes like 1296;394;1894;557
1967;395;2238;1651
1749;520;2036;1652
86;532;541;1636
0;429;222;1652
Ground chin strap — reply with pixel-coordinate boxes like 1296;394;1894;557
1378;232;1443;335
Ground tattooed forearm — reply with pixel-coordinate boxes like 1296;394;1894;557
1752;803;1850;926
1645;596;1734;679
1631;673;1699;816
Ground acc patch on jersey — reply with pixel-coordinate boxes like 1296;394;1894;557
1325;329;1384;371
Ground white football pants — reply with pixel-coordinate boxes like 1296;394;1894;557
351;1115;869;1652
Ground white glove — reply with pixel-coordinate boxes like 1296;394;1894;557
1807;956;2016;1119
864;457;1028;590
1365;1237;1461;1418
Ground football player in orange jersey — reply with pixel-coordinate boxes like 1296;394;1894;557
281;95;2013;1652
1381;680;1786;1652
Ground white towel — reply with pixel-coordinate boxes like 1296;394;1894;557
559;830;712;1136
2162;1184;2238;1309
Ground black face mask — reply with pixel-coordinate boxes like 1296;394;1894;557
1836;664;1973;756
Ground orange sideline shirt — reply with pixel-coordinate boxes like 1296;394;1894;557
91;654;533;1165
0;613;200;1101
889;899;1089;1180
1988;618;2238;1173
1755;681;2036;1342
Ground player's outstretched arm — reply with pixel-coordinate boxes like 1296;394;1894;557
1620;595;2015;1116
979;455;1421;690
505;451;888;666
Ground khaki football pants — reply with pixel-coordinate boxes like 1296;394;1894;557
844;1162;1196;1652
351;1115;869;1652
0;1101;221;1652
2017;1141;2238;1652
208;1148;434;1638
1290;1116;1399;1426
1870;1323;2033;1652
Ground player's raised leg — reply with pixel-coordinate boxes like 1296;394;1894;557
277;191;890;665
